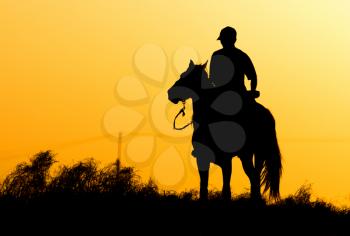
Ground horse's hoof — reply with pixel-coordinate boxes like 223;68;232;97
250;196;265;207
221;190;231;201
199;190;208;202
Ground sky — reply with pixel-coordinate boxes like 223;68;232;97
1;0;350;206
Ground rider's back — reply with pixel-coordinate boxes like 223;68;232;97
210;47;255;96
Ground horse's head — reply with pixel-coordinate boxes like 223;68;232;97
168;60;208;104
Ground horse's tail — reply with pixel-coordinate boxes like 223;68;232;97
256;107;282;200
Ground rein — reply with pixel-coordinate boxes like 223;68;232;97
173;100;193;130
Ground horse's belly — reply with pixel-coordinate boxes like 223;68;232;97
191;120;246;162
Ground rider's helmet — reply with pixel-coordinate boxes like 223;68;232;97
217;26;237;40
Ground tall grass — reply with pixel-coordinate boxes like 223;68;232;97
0;151;349;235
0;151;162;201
0;150;349;211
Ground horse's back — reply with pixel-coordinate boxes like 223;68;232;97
254;102;276;127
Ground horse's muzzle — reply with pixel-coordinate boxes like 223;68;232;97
167;89;181;104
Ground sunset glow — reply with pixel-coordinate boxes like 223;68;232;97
1;1;350;206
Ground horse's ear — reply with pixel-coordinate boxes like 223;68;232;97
189;60;195;68
202;60;208;69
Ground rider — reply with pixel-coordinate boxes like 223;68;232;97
210;26;259;102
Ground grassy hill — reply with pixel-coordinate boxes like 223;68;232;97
0;151;349;235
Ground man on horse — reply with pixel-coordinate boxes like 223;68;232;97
168;27;282;202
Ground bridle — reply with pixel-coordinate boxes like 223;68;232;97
173;100;193;130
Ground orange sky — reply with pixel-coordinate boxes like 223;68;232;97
1;1;350;206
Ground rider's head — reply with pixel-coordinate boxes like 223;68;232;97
217;26;237;49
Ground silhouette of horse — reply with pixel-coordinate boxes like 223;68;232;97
168;60;282;201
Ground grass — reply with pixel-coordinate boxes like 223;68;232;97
0;151;349;235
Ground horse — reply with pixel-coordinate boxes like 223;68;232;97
167;60;282;201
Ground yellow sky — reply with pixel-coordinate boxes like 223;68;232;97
1;1;350;205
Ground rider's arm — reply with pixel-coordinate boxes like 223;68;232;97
250;75;257;91
244;54;257;91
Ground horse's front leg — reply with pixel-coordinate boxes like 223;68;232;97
199;170;209;201
218;157;232;200
196;157;210;201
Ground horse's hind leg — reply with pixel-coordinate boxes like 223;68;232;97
240;152;262;200
254;155;264;197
